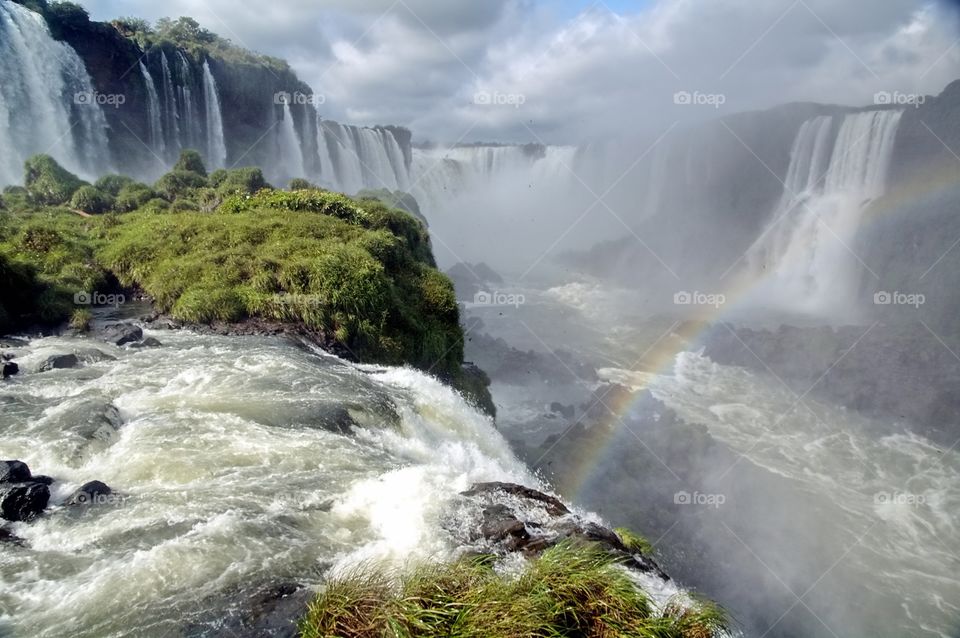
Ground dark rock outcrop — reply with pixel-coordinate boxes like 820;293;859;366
38;353;80;371
98;323;143;346
2;361;18;378
129;337;162;349
458;481;667;578
1;460;32;484
1;481;50;521
66;480;113;506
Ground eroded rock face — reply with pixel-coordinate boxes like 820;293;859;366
454;482;668;579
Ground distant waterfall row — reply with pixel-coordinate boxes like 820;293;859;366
137;52;226;171
744;109;904;316
0;0;111;186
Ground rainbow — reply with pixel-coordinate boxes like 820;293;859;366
556;162;960;503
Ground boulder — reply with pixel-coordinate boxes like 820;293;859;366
66;480;113;506
0;460;31;483
38;354;80;371
128;337;162;349
0;482;50;521
98;323;143;346
2;361;18;378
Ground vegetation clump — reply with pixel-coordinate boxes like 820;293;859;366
300;543;728;638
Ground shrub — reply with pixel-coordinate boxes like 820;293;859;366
173;149;207;176
113;184;155;212
213;167;268;195
70;185;114;214
94;174;135;197
300;543;728;638
69;308;93;332
154;170;208;200
141;198;171;214
288;178;315;191
24;154;86;206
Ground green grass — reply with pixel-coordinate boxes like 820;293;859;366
300;543;728;638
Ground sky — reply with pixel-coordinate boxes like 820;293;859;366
77;0;960;143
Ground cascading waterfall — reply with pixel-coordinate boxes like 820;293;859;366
139;61;165;159
177;52;201;150
272;102;305;182
160;52;181;156
202;60;227;169
743;109;903;316
0;0;110;186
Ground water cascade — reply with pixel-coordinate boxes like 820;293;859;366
743;109;904;316
202;60;227;170
139;61;165;159
160;52;181;157
0;0;110;186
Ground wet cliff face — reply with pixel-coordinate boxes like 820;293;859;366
16;1;412;184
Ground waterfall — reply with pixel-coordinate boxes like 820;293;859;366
0;0;110;186
744;109;904;316
139;61;165;158
177;52;201;150
160;52;181;155
272;102;305;182
202;60;227;169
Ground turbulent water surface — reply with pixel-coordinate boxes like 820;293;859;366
0;328;536;637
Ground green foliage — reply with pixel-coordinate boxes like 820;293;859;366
173;149;207;177
114;183;155;213
616;527;655;556
289;178;316;191
24;154;86;206
95;174;135;197
154;169;208;200
69;308;92;332
210;167;268;195
43;1;89;38
300;542;728;638
70;185;114;214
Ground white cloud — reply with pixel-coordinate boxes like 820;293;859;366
78;0;960;142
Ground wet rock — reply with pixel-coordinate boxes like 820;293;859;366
459;481;669;578
463;482;570;517
0;337;28;348
128;337;162;349
66;480;112;506
0;460;31;483
30;475;55;486
62;399;124;445
0;526;23;545
78;349;117;364
38;353;80;371
98;323;143;346
2;361;18;378
0;482;50;521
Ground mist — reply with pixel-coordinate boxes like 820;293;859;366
3;0;960;636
